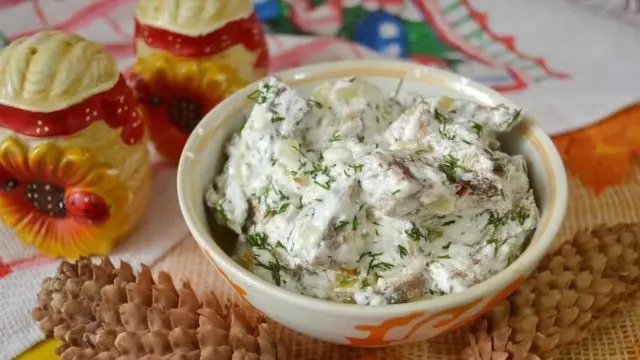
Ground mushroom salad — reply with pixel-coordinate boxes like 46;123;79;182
206;77;539;306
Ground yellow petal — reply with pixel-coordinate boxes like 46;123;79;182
0;136;29;175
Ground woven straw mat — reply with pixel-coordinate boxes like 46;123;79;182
153;107;640;360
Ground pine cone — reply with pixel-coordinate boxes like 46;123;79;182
32;257;286;360
463;223;640;360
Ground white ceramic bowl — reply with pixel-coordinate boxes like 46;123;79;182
177;61;568;346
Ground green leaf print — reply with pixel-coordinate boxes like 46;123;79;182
264;1;298;34
404;20;454;59
310;0;326;6
337;5;368;38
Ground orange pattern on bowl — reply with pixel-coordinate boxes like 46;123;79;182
346;298;483;347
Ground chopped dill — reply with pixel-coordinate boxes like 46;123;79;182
314;180;333;190
392;78;404;99
434;109;450;125
439;126;456;140
511;208;530;225
507;109;522;128
398;245;408;258
291;144;305;157
472;121;483;136
308;99;323;109
247;232;269;249
253;255;282;286
216;202;230;225
271;115;285;123
438;154;463;183
275;241;287;251
334;220;350;232
352;216;361;231
366;207;380;226
277;203;290;214
405;222;427;242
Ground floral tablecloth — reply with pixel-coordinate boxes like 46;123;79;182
1;0;639;359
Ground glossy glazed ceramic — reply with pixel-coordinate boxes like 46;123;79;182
132;0;268;164
177;60;568;346
0;31;151;259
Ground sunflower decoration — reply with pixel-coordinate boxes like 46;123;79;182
0;137;130;259
131;52;247;164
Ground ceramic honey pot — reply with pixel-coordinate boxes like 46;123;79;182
132;0;269;164
0;31;152;259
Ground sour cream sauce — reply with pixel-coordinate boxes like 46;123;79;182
206;77;539;306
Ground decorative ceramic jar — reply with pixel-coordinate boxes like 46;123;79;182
132;0;268;164
0;31;152;259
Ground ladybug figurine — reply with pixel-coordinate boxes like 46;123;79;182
0;31;152;259
64;190;111;225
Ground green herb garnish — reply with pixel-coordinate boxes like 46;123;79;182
405;222;427;242
442;220;456;226
398;245;408;258
271;115;285;123
438;154;463;183
392;189;401;195
334;220;350;232
361;252;394;275
472;121;483;136
308;99;323;109
392;78;404;99
247;232;269;249
277;203;290;214
253;256;282;286
216;202;230;225
428;289;447;296
365;208;380;226
357;251;382;263
486;210;508;228
438;254;451;260
487;238;499;255
306;163;335;190
352;216;360;231
511;208;530;225
247;82;274;104
329;131;342;142
350;164;364;174
434;109;450;125
507;109;522;128
439;126;456;140
314;180;333;190
429;228;444;239
276;189;289;201
291;144;305;157
247;89;264;104
369;260;394;275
